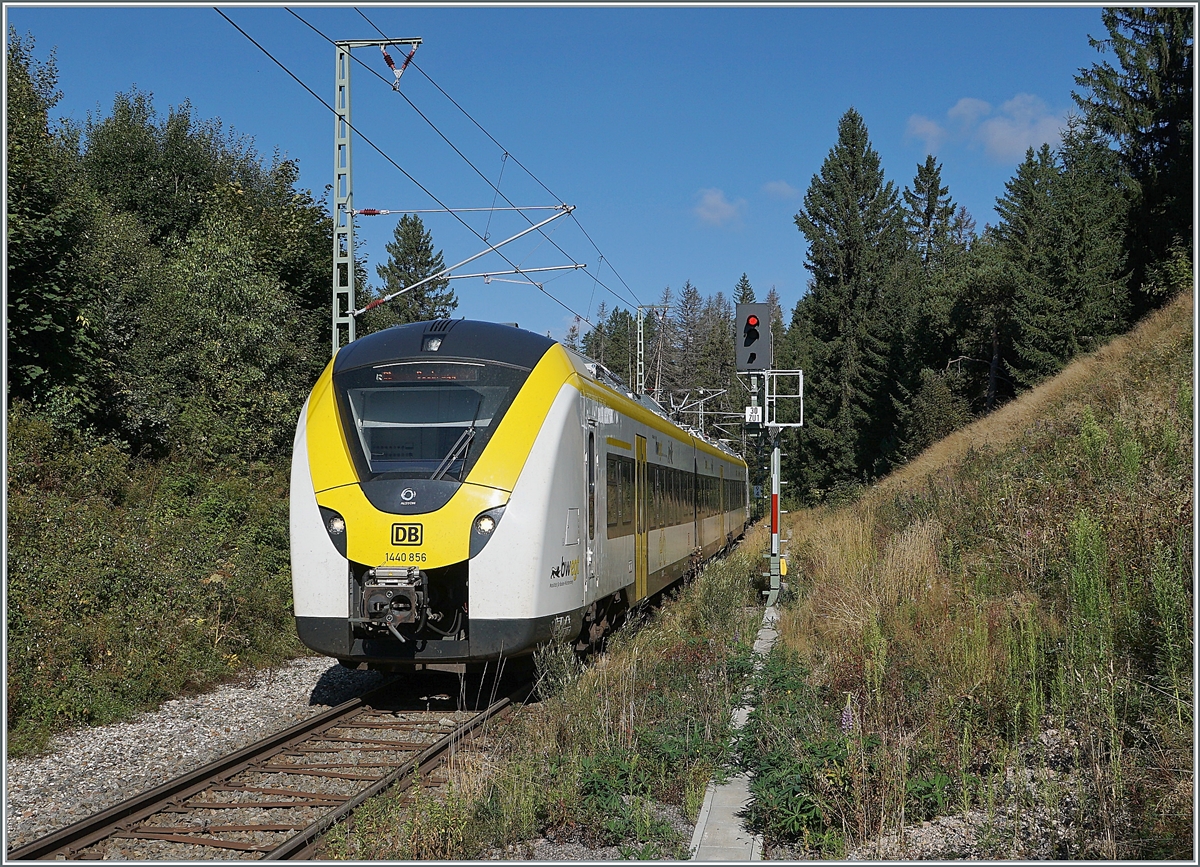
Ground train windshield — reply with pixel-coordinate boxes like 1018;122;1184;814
334;360;531;480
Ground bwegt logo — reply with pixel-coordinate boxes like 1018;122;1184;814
391;523;423;546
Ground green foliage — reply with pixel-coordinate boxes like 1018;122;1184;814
81;88;266;246
1073;7;1193;312
903;154;958;271
362;213;457;333
6;404;302;756
6;30;106;416
120;198;322;461
899;367;972;459
792;107;912;488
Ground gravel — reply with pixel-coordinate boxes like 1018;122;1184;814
5;656;394;851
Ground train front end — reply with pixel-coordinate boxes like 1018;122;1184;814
289;319;576;668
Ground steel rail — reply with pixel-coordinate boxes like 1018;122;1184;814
264;681;529;860
7;679;531;861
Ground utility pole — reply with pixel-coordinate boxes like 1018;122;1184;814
635;305;669;396
332;38;421;355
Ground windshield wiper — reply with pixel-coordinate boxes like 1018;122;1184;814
431;397;483;482
431;425;476;481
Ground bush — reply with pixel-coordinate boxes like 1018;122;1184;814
6;403;303;756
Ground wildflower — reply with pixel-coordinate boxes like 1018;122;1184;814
840;694;855;733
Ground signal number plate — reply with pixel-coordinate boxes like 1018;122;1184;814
391;523;423;546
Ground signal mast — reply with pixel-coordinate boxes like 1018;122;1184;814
735;304;803;606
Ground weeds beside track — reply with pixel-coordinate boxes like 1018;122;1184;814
321;529;768;859
739;291;1194;859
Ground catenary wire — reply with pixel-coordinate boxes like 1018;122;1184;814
213;7;595;328
348;6;643;310
287;8;639;312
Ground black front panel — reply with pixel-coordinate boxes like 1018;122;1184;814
358;477;462;515
295;613;580;663
333;320;555;375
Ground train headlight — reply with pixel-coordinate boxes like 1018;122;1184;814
318;506;348;557
422;335;443;352
469;505;506;558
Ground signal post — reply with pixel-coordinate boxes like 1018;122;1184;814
735;304;803;607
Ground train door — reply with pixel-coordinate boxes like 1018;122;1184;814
719;464;726;543
635;435;648;601
586;430;596;589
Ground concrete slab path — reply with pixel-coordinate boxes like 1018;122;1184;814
689;606;779;861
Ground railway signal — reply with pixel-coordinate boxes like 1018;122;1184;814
735;301;801;606
735;303;772;372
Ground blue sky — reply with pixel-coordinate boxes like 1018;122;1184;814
7;4;1108;341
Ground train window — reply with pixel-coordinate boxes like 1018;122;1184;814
606;455;619;529
628;456;638;523
588;432;596;540
334;361;529;480
660;468;666;530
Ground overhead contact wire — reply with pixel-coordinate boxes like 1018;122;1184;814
214;7;595;328
298;7;638;311
349;6;643;310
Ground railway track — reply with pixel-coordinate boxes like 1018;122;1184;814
8;675;531;861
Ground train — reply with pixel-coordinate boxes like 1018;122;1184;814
289;318;749;669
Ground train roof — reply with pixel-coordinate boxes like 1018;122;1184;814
333;319;555;374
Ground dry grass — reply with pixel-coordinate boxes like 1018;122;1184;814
748;290;1193;858
878;290;1193;495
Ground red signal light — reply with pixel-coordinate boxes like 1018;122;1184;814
746;315;759;327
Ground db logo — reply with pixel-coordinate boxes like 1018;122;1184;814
391;523;423;546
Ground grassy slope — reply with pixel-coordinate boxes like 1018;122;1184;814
6;410;305;756
740;291;1193;858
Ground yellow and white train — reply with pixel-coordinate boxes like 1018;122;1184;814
290;319;748;668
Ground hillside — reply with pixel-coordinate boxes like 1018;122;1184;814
739;290;1193;859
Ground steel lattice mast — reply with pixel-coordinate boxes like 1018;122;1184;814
332;38;421;355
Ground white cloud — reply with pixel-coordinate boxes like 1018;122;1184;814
947;97;991;131
694;188;746;227
976;93;1065;160
904;114;945;154
909;94;1066;163
761;180;799;200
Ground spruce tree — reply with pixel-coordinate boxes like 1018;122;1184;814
673;280;705;392
1073;7;1193;310
364;213;457;333
793;107;908;487
903;154;957;272
734;272;756;304
994;145;1062;386
582;300;609;365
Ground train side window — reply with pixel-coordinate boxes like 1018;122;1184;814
606;455;619;530
657;465;667;525
588;432;596;540
621;458;633;527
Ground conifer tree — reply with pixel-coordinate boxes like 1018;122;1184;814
793;107;908;487
903;154;957;271
1073;7;1193;309
734;272;756;304
673;280;705;391
582;300;609;366
364;214;457;333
